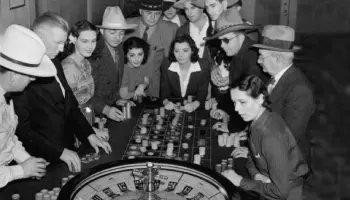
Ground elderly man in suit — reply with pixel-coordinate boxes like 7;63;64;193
89;6;138;121
125;0;178;100
13;12;111;174
252;25;315;156
163;0;187;27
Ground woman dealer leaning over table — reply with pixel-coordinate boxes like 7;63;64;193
161;34;210;113
222;75;309;200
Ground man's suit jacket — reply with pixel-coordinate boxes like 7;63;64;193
270;65;315;152
13;58;94;162
175;21;214;65
89;38;124;114
125;17;177;97
160;59;210;106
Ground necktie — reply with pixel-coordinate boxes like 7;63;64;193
267;77;276;94
4;92;12;104
114;48;119;64
142;26;149;42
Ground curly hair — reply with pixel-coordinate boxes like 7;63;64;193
61;20;99;59
123;37;150;65
168;34;199;63
230;75;271;109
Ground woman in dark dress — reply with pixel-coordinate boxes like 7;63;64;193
161;34;210;113
222;75;309;200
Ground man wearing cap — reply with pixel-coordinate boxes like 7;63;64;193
174;0;212;61
0;24;56;187
163;0;187;27
252;25;315;158
126;0;178;100
13;12;112;174
89;6;138;121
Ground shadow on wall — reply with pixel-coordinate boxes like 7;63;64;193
294;32;350;200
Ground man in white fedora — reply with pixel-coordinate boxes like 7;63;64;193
14;12;112;174
126;0;178;101
253;25;315;162
90;6;138;122
163;0;187;27
0;24;56;187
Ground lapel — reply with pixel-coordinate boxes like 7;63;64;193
101;43;118;77
270;66;295;103
185;71;201;96
167;69;181;96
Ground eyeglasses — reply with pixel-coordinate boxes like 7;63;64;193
219;34;241;44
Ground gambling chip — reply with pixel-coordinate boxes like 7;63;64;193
188;125;194;129
81;157;88;163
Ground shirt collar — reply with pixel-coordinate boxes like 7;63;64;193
168;61;201;73
273;64;292;84
250;109;269;132
163;15;181;26
0;84;7;97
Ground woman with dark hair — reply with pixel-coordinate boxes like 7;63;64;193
222;75;309;200
119;37;151;101
62;20;108;142
161;34;210;112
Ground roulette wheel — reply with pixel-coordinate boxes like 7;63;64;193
58;158;237;200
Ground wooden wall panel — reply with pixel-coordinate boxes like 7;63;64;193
0;0;36;28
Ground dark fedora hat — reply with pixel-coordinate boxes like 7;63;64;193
139;0;163;11
252;25;301;52
163;0;177;11
203;9;259;41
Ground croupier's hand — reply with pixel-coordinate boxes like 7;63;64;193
88;134;112;155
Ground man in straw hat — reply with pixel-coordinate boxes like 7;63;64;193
163;0;187;27
125;0;178;100
13;12;112;174
204;8;268;128
0;24;56;187
253;25;315;162
90;6;138;122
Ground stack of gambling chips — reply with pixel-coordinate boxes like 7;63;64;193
33;174;76;200
81;153;100;163
218;133;235;147
215;158;234;173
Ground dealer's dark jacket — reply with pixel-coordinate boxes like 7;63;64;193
13;58;94;162
241;110;309;200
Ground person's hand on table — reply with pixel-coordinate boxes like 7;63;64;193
231;147;249;158
103;106;125;122
212;122;228;132
60;148;81;173
210;109;228;120
116;99;136;107
232;131;247;147
133;84;146;101
184;101;200;113
93;127;109;141
20;157;48;179
221;169;243;187
254;173;271;183
88;134;112;155
164;100;175;110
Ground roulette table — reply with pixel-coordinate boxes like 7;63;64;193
0;102;243;200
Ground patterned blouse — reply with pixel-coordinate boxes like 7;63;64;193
0;85;31;188
62;56;95;105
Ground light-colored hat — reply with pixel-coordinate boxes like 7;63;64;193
173;0;201;9
191;0;239;9
252;25;301;52
0;24;56;77
96;6;137;30
203;9;259;41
